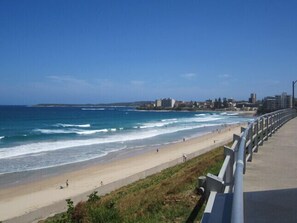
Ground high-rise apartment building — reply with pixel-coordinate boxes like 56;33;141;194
263;92;292;111
155;98;176;108
249;93;256;104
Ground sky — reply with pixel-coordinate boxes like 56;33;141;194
0;0;297;105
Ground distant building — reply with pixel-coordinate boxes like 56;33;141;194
155;99;162;107
161;98;175;108
263;96;277;111
263;92;292;112
280;92;292;109
288;95;293;108
154;98;176;108
205;99;214;109
249;93;256;104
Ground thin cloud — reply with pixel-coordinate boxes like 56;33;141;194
181;73;197;79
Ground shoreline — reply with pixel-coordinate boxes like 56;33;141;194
0;123;236;189
0;123;244;223
136;109;257;115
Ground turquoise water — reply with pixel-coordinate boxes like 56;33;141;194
0;106;252;174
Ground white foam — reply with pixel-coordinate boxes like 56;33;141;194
227;113;239;116
195;114;206;117
161;118;177;122
55;123;91;128
81;108;105;111
139;122;168;129
0;136;4;140
0;123;220;159
140;119;178;129
194;117;223;122
180;116;223;123
34;129;74;134
2;145;131;174
135;115;223;129
75;129;109;135
35;128;114;135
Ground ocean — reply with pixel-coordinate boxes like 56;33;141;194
0;106;252;175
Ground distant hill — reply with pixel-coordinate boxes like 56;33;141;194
33;101;153;108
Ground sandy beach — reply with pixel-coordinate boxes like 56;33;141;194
0;124;244;223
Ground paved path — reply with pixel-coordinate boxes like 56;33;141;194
244;117;297;223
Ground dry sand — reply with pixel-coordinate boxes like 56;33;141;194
0;124;244;223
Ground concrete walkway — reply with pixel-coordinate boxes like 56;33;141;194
244;117;297;223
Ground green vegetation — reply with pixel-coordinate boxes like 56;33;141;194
40;146;225;223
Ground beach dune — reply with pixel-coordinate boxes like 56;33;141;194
0;124;243;223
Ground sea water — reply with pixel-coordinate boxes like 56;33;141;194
0;106;252;174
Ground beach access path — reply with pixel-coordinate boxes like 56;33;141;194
244;117;297;222
0;124;244;223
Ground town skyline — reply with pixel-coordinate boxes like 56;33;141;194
1;1;297;105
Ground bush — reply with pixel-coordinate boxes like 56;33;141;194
72;202;86;222
87;191;100;203
87;204;121;223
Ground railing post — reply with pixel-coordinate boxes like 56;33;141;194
233;134;241;169
268;116;272;136
274;114;276;131
260;117;264;145
265;116;269;140
205;173;224;196
271;114;275;133
247;126;253;162
224;146;234;189
255;120;259;152
270;114;275;136
240;127;247;174
281;111;285;125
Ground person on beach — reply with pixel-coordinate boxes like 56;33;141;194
183;154;187;162
157;148;159;152
101;181;103;186
183;138;186;142
66;179;69;187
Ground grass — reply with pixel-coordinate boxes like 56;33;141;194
40;145;226;223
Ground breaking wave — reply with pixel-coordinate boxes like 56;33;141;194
55;123;91;128
0;123;220;159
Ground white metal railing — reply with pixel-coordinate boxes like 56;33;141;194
201;108;297;223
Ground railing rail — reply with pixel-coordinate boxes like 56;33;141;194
201;108;297;223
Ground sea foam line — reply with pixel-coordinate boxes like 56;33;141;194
55;123;91;128
81;108;105;111
34;128;116;135
0;145;129;174
0;123;222;159
134;116;223;129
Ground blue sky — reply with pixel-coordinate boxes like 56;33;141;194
0;0;296;104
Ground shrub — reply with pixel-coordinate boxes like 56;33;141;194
87;191;100;203
87;204;121;223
